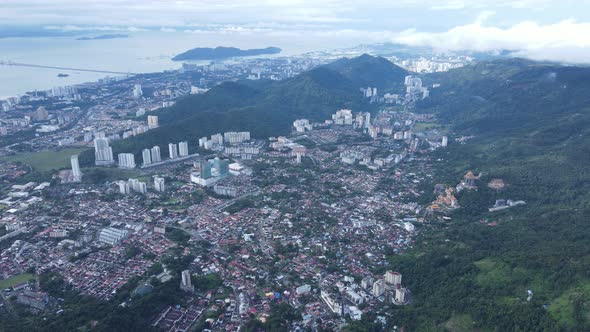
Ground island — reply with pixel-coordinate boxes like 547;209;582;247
172;46;281;61
77;34;129;41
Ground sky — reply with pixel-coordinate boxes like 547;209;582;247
2;0;590;63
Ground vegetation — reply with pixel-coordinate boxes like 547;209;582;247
164;227;190;246
81;167;141;184
372;59;590;331
79;55;406;163
172;46;281;61
1;147;88;172
324;53;408;91
0;273;36;289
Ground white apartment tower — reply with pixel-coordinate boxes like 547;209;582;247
385;271;402;285
118;153;136;169
118;180;130;194
154;177;165;192
70;155;82;182
142;149;152;166
180;270;194;292
133;84;143;98
168;143;178;159
147;115;159;129
94;137;114;165
151;146;162;162
178;141;189;157
372;280;385;297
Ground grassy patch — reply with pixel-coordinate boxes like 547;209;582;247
443;314;475;332
474;258;512;288
81;167;142;184
413;122;439;131
1;148;89;172
548;281;590;329
0;273;36;289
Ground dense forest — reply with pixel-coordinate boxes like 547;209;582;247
377;59;590;331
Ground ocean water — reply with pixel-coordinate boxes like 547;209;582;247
0;30;344;98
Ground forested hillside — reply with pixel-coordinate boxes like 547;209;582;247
80;55;407;164
382;59;590;331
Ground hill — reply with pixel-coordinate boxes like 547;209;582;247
172;46;281;61
323;53;408;90
80;55;406;164
388;59;590;331
76;34;128;41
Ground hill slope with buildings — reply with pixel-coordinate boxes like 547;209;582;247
97;55;406;159
388;59;590;331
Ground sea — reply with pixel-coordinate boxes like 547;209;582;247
0;30;358;99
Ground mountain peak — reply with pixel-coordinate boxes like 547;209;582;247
323;54;408;90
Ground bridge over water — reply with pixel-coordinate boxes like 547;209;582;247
0;60;138;75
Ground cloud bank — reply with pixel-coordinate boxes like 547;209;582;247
393;18;590;64
3;1;590;63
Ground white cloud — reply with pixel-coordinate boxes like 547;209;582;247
5;1;590;63
44;25;147;32
0;0;576;27
393;18;590;63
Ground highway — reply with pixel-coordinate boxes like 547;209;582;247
0;60;138;75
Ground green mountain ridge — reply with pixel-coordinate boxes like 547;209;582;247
86;55;404;162
172;46;282;61
323;53;409;90
390;59;590;331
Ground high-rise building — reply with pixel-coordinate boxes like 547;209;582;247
179;141;189;157
180;270;194;292
441;136;448;147
198;137;207;147
118;153;136;169
394;287;407;304
137;181;147;194
332;109;353;125
211;133;224;145
293;119;312;132
219;159;229;176
35;106;49;121
168;143;178;159
94;137;114;165
98;227;128;245
223;131;250;144
147;115;159;129
151;146;161;162
127;178;147;194
133;84;143;98
142;149;152;166
154;177;165;192
361;276;374;289
364;112;371;128
200;160;212;179
70;155;82;182
83;132;93;142
118;180;130;194
372;279;385;297
385;271;402;285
